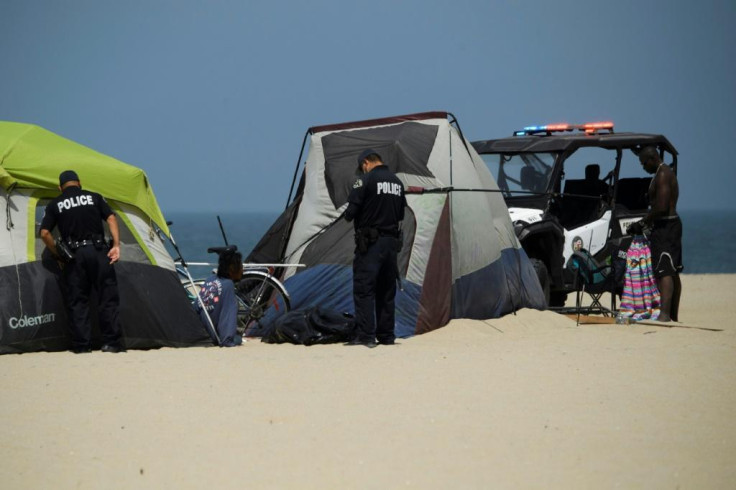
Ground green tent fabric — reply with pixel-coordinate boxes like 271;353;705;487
0;121;170;236
0;121;211;353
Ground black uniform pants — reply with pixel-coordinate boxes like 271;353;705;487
352;236;398;343
62;245;122;349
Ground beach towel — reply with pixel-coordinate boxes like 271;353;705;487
619;236;660;320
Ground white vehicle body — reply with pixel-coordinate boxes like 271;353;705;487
510;207;611;264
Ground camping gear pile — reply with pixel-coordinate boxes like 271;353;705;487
247;112;545;337
0;122;210;353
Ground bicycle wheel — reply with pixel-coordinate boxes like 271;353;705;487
181;278;205;304
235;271;291;335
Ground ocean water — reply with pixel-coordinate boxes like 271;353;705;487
679;209;736;274
164;209;736;276
164;211;280;277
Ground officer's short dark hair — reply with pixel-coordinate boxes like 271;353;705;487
364;153;382;163
357;148;382;166
217;249;243;278
59;170;80;186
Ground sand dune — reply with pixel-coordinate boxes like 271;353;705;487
1;274;734;489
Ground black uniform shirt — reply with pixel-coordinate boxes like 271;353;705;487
40;186;113;242
345;165;406;233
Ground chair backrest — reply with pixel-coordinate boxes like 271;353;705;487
567;249;610;285
607;236;633;290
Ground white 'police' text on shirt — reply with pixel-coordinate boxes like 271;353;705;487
57;195;94;213
376;182;402;196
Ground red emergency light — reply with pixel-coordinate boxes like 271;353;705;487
581;121;614;134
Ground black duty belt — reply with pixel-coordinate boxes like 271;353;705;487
67;238;105;250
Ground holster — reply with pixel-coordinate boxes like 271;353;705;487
355;228;379;254
395;229;404;253
55;238;75;263
93;237;105;250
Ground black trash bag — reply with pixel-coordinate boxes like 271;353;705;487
260;309;313;344
262;306;355;345
304;307;356;345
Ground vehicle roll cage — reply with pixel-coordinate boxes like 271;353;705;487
475;132;678;213
473;132;678;167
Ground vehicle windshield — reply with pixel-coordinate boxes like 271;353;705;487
481;153;556;197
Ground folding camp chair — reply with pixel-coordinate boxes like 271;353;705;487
567;249;618;324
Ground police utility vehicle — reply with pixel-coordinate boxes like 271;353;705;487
472;122;678;306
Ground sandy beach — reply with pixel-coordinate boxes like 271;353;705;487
1;273;734;489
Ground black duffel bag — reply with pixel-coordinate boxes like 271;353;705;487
262;306;355;346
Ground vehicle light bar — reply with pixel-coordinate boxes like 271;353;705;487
514;121;614;136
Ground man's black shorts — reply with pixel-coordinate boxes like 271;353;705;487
649;216;683;278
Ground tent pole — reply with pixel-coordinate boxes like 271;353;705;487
447;112;472;155
181;264;221;346
166;228;221;345
285;129;310;211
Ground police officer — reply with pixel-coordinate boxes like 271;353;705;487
345;149;406;347
39;170;125;353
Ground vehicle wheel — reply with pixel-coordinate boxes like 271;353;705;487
235;272;291;335
530;258;551;306
549;291;568;308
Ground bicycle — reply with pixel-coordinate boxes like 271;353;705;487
176;245;301;338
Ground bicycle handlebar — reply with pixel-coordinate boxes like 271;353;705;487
182;261;306;268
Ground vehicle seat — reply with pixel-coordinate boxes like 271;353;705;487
583;164;609;199
559;179;602;229
520;166;542;193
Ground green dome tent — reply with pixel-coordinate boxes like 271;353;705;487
0;121;210;353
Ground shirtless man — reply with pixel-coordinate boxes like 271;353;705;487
628;146;682;321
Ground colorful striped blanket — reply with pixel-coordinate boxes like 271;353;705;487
619;236;661;321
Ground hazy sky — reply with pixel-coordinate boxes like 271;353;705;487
2;0;734;213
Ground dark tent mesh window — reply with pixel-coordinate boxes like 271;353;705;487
322;122;438;209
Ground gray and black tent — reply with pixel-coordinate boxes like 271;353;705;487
0;122;211;353
248;112;545;337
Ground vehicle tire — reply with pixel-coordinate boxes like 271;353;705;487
549;291;568;308
530;258;551;306
235;272;291;335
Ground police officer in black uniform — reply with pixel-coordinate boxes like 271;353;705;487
345;149;406;347
39;170;125;353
